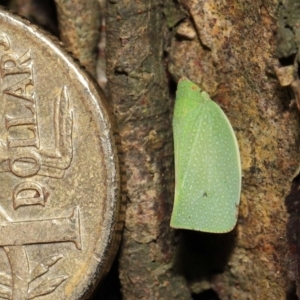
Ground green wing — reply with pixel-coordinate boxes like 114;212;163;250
170;78;241;233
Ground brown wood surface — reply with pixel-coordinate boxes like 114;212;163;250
1;0;299;299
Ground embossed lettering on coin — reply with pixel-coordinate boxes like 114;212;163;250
0;10;121;300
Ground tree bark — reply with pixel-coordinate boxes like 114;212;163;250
2;0;299;299
54;0;101;77
106;0;191;299
168;0;298;298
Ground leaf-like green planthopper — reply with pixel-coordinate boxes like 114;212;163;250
170;78;241;233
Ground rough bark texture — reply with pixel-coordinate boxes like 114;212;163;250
106;0;191;299
1;0;299;299
277;1;300;298
54;0;101;77
168;0;299;299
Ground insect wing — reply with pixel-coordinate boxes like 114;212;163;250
171;85;241;233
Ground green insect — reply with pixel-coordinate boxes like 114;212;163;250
170;78;241;233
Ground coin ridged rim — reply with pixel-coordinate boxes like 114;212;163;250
0;7;126;299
